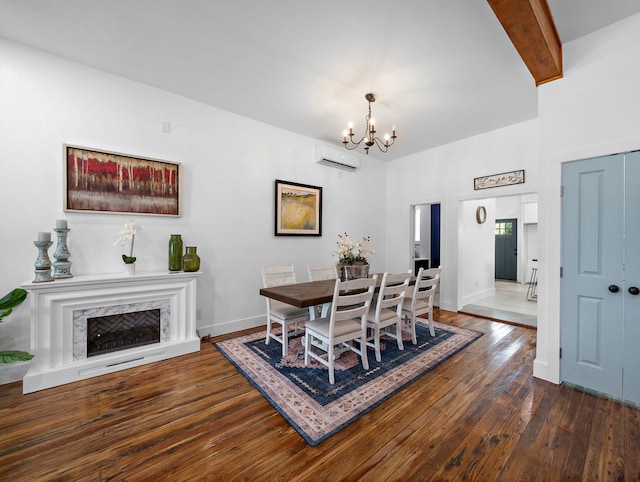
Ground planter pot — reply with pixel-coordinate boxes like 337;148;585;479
338;263;369;281
123;263;136;276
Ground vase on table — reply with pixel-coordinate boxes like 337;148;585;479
182;246;200;272
168;234;183;272
338;263;370;281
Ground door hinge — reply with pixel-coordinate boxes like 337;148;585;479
561;185;564;197
560;266;563;278
559;348;562;359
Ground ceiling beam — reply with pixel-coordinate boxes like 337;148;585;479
488;0;562;86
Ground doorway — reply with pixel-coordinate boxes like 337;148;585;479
459;196;538;327
411;203;441;274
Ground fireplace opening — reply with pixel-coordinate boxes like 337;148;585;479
87;309;161;357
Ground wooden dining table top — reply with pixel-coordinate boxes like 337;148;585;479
259;274;415;309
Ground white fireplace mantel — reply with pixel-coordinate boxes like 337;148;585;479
20;271;201;393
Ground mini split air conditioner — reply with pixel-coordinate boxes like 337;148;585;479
315;145;361;171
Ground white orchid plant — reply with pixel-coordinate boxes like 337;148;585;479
114;219;141;264
335;233;375;265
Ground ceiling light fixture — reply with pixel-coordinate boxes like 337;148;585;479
342;93;397;155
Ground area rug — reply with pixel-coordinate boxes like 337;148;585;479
214;320;482;446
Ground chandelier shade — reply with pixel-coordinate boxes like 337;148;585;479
342;93;397;154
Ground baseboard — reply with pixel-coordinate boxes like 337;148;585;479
199;314;265;338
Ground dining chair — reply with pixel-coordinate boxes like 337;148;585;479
306;264;339;318
261;265;309;357
304;275;377;385
402;266;442;342
365;270;412;362
306;264;338;281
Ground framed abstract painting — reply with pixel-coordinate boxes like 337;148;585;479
63;144;181;216
275;179;322;236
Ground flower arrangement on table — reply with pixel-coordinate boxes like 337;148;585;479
114;219;141;264
335;233;375;265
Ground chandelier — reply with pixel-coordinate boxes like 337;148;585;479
342;93;397;154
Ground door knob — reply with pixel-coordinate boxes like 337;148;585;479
608;285;620;293
629;286;640;295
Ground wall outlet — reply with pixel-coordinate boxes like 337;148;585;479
196;309;202;320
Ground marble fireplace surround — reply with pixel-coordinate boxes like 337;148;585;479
21;271;201;394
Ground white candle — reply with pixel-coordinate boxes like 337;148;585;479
56;219;68;229
38;231;51;242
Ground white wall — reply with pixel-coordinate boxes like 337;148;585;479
384;119;540;312
0;39;387;384
535;12;640;383
460;198;496;305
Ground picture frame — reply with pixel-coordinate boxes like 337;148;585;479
275;179;322;236
63;144;181;216
474;169;525;190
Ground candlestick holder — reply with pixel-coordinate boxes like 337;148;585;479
53;228;73;279
33;240;54;283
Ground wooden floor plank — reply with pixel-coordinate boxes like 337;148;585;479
0;310;638;481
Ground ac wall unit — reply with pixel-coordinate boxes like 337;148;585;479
315;145;361;171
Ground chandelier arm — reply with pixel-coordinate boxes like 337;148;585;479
372;137;389;153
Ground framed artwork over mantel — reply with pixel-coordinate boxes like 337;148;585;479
63;144;182;216
275;179;322;236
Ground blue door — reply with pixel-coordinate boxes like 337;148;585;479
561;154;624;398
494;218;517;280
561;152;640;404
623;151;640;403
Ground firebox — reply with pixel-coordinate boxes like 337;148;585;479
87;309;161;357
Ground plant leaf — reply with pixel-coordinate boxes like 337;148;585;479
122;255;137;264
0;288;27;311
0;351;34;363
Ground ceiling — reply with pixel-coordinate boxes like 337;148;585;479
1;0;640;160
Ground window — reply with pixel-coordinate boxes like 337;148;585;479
414;207;421;242
495;221;513;236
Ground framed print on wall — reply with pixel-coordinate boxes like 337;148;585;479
275;179;322;236
64;144;181;216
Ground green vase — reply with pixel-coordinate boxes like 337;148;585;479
168;234;183;272
182;246;200;272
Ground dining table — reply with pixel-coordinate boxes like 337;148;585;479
259;274;415;318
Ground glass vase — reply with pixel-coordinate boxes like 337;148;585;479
182;246;201;272
168;234;183;272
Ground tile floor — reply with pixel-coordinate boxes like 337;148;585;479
461;280;537;327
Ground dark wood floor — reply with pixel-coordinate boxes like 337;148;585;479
0;310;638;481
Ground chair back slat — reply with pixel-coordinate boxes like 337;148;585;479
261;265;297;288
375;271;411;313
332;277;377;323
307;264;338;281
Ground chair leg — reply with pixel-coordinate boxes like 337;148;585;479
265;317;272;345
428;310;435;337
328;341;335;384
410;314;418;344
360;328;369;370
304;330;311;366
396;320;404;350
374;325;381;362
281;323;289;357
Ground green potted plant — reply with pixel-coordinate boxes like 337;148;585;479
0;288;34;363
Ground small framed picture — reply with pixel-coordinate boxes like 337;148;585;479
64;144;181;216
275;179;322;236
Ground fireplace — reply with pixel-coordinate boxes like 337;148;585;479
87;309;161;357
21;271;201;393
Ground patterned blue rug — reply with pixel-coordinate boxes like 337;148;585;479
214;320;482;446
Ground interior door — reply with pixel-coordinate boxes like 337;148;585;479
561;155;624;397
494;218;517;280
623;151;640;403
